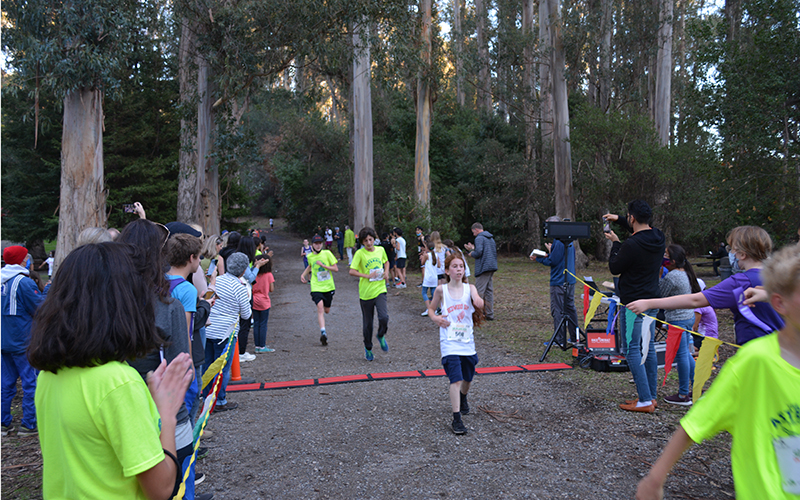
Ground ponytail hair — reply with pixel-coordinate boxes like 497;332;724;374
667;244;701;294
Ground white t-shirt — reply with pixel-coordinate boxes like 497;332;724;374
44;257;54;276
434;247;447;275
395;237;407;259
325;229;333;242
438;284;476;357
422;253;439;287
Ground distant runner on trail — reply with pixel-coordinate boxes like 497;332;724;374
349;227;390;361
300;235;339;346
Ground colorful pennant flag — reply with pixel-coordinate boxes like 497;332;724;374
693;337;723;403
584;290;604;330
640;316;655;364
662;325;685;385
625;308;636;347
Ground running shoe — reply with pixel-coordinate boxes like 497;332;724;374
451;419;467;435
378;336;388;352
320;332;328;346
255;346;275;353
195;473;206;485
421;310;429;317
664;393;693;406
365;349;374;361
18;425;37;436
1;425;14;436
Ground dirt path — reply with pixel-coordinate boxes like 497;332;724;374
193;225;734;500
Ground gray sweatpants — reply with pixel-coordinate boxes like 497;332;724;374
475;271;495;320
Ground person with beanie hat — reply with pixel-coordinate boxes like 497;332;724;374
2;246;45;435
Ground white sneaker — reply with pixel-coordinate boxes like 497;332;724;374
239;352;255;362
421;310;429;316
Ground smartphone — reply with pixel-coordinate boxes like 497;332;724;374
123;204;136;213
203;290;216;300
603;220;611;233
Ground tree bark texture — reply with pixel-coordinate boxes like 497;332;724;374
415;0;433;208
522;0;536;161
546;0;574;222
198;56;219;236
539;0;554;145
177;15;199;225
476;0;492;113
352;21;374;232
55;88;107;271
655;0;673;146
453;0;465;107
599;0;613;112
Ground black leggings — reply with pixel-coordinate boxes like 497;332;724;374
360;293;389;351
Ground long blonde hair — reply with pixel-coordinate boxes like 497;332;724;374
430;231;445;257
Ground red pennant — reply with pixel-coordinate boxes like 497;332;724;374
583;284;591;317
662;325;684;386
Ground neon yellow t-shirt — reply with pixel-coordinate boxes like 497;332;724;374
681;333;800;499
344;229;356;248
307;249;337;293
37;362;164;500
351;246;388;300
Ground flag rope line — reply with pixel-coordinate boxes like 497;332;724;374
564;269;741;348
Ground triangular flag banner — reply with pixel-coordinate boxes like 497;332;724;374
200;320;238;390
584;290;604;330
640;316;655;364
693;337;723;403
662;325;685;385
624;308;637;347
583;284;591;317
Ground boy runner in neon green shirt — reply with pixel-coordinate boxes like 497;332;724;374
349;227;390;361
636;243;800;500
300;234;339;345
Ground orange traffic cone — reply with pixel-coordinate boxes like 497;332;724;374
231;339;242;382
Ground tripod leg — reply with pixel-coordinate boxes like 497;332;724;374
539;317;569;362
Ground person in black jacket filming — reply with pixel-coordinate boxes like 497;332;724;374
603;200;666;414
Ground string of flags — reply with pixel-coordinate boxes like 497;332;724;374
566;269;739;403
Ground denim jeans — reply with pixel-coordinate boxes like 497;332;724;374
1;352;38;429
203;337;235;405
621;309;658;403
253;308;270;347
672;318;696;396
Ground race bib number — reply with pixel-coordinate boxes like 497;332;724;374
369;268;384;282
446;323;473;343
774;435;800;494
317;270;331;282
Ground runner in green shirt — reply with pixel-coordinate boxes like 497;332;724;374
300;234;339;345
349;227;390;361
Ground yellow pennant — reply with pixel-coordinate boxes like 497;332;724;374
584;290;604;330
692;337;723;403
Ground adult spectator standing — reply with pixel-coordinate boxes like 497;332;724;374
344;225;356;265
334;227;344;261
531;216;578;345
1;245;44;435
464;223;497;321
603;200;666;413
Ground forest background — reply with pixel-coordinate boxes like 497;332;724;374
2;0;798;264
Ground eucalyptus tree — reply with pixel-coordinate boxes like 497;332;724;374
3;0;144;268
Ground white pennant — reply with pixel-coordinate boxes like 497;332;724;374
640;316;655;365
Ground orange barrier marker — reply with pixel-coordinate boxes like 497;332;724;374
231;339;242;382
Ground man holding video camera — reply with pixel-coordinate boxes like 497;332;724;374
604;200;665;413
531;216;578;345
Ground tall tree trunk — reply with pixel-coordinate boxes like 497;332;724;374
55;88;107;270
725;0;740;43
177;15;198;224
352;21;374;232
326;75;341;125
475;0;492;113
539;0;553;145
197;56;218;236
523;0;536;161
655;0;673;146
676;0;686;143
415;0;433;208
599;0;613;112
295;56;307;95
453;0;465;107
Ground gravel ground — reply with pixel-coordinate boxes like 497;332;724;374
193;227;735;500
